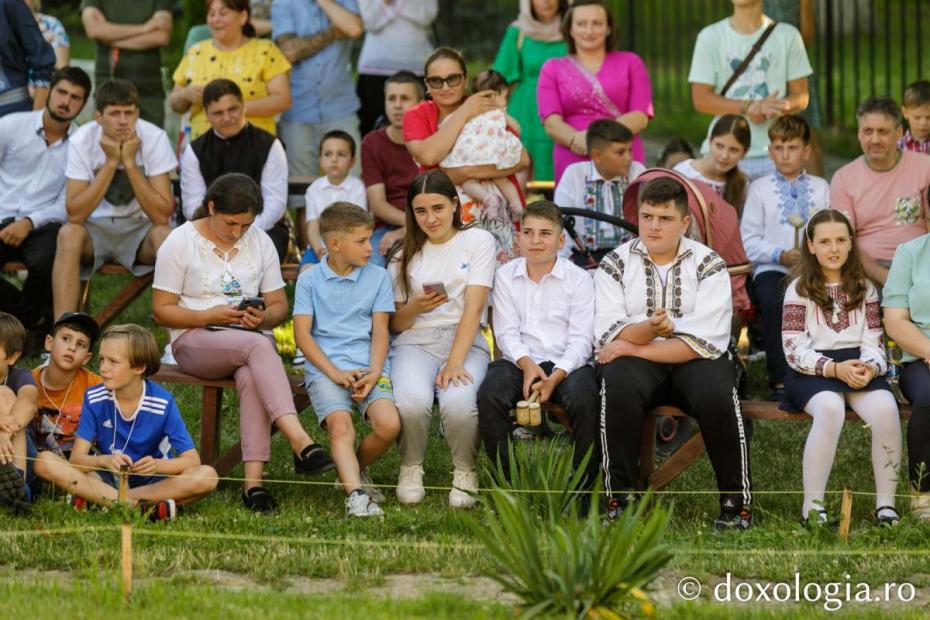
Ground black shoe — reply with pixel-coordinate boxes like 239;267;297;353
0;461;30;514
769;387;786;402
294;444;336;476
242;486;278;513
603;495;627;524
875;505;900;527
714;508;753;530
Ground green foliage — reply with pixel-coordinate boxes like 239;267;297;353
473;442;673;619
485;440;594;521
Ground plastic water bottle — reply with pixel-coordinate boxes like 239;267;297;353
887;340;905;403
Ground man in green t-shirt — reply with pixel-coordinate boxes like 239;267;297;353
80;0;173;127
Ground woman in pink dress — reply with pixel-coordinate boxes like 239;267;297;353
537;0;654;182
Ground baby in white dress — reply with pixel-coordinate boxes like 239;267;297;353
440;69;524;221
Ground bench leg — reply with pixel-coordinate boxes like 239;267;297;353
93;273;154;328
638;416;657;490
200;386;222;466
648;433;707;490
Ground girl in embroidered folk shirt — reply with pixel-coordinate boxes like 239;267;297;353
781;209;901;526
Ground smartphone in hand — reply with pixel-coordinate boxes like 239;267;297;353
237;296;264;311
422;282;447;297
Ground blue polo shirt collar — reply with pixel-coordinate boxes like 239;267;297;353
320;256;362;282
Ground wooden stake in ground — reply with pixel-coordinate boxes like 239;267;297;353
118;465;133;601
838;487;853;542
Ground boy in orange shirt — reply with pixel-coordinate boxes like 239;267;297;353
32;313;102;458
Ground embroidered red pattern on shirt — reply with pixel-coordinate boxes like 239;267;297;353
782;303;806;332
865;300;881;329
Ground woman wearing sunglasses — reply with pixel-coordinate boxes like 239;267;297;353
403;46;530;260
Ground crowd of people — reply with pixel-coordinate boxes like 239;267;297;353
1;0;930;530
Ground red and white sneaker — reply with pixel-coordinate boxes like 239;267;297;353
137;499;177;522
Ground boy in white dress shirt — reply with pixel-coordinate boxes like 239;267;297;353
477;201;599;486
740;115;829;399
299;130;367;272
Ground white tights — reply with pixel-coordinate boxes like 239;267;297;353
802;390;902;517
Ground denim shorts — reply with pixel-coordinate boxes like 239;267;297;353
307;374;395;425
96;467;165;489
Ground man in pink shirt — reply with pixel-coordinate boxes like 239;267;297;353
830;96;930;286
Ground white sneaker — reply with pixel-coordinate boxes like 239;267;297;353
360;470;385;503
396;464;425;505
345;491;375;518
448;468;478;509
367;498;384;517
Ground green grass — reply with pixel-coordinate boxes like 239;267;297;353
4;275;929;615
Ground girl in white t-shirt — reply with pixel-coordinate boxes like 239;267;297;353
388;169;496;509
673;114;751;214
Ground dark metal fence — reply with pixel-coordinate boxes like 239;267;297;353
438;0;929;132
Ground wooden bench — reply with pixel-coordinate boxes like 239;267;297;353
2;261;152;328
638;401;913;490
152;364;309;476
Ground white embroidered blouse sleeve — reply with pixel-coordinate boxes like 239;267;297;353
782;280;831;376
859;281;887;373
593;251;630;350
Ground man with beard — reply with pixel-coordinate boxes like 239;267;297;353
0;66;91;333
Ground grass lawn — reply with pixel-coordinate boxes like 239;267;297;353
1;274;929;619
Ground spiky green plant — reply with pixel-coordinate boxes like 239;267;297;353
474;442;673;618
485;439;594;521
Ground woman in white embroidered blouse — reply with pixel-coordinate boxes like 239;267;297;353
781;210;901;526
152;174;334;513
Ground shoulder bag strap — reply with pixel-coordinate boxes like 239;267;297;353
719;21;778;98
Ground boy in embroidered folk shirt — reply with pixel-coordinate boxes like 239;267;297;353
0;313;38;511
594;178;753;529
293;203;400;518
34;325;218;519
899;80;930;155
740;115;829;399
554;119;645;264
31;312;102;458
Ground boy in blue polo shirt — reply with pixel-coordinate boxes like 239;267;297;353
293;202;400;518
34;324;218;520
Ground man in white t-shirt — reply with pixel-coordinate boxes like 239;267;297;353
689;0;812;180
52;79;176;317
555;119;645;266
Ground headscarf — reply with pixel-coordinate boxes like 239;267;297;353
511;0;563;43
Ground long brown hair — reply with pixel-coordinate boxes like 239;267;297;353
794;209;868;312
394;170;463;301
709;114;751;213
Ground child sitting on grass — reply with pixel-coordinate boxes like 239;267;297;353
34;324;218;520
0;312;38;512
293;203;401;518
32;313;102;459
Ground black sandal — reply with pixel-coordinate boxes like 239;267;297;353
875;505;900;527
242;486;278;513
294;444;336;476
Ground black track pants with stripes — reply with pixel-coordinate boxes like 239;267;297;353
596;355;752;511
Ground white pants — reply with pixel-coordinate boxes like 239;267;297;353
389;329;490;471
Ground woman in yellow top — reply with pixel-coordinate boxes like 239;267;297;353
170;0;292;139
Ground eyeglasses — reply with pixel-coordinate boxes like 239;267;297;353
424;73;464;90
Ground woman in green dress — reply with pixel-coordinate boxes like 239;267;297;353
492;0;567;183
